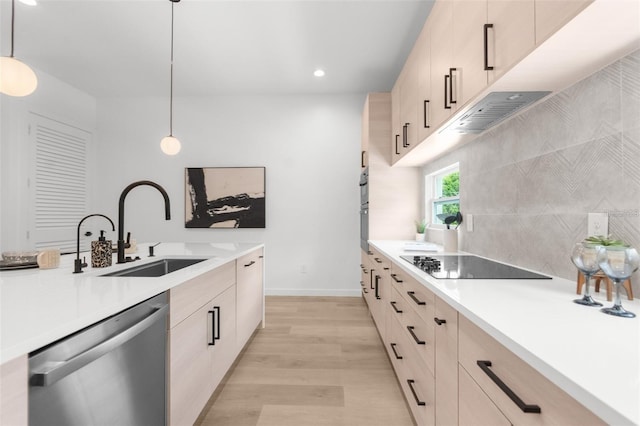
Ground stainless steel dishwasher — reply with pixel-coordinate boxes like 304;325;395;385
28;292;168;426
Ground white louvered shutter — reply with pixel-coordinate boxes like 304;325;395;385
29;113;92;253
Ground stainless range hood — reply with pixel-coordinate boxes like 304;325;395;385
443;91;551;134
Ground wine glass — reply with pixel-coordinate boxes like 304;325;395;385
596;246;639;318
570;242;603;306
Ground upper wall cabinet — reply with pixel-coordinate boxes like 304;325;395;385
428;0;455;133
486;0;535;83
535;0;592;45
390;0;604;166
416;25;433;143
391;20;433;162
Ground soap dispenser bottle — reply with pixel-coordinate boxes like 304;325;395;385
91;230;113;268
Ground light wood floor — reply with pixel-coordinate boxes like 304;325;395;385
195;296;415;426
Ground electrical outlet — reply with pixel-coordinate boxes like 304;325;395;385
466;214;473;232
587;212;608;237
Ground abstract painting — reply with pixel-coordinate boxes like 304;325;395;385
185;167;265;228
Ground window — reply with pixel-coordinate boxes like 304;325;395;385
426;163;459;227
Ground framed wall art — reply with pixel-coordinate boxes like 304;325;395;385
185;167;265;228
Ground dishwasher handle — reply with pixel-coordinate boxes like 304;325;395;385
30;304;169;387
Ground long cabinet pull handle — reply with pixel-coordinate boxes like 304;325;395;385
423;100;430;129
370;269;375;289
208;308;217;346
375;275;381;299
395;134;400;155
484;23;494;71
477;360;541;414
434;317;447;325
214;306;221;341
407;380;426;406
244;260;255;267
402;124;408;147
390;274;403;283
444;74;450;109
390;301;403;313
390;343;403;360
449;68;457;105
361;150;366;168
407;326;425;345
407;291;426;306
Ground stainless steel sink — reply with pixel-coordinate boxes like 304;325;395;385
100;258;208;277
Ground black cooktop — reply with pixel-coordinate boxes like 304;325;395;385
400;255;551;280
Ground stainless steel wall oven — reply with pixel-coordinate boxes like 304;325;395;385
360;168;369;251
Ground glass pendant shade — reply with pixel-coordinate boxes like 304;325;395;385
0;56;38;96
160;135;181;155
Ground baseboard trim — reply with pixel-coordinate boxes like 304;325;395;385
266;288;363;297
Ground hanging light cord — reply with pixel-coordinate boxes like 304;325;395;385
169;0;175;136
10;0;16;57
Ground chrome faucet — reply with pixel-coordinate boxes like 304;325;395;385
74;214;115;273
117;180;171;264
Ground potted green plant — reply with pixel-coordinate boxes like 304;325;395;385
583;235;628;247
415;220;427;241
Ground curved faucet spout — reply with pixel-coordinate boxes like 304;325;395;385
75;214;115;273
117;180;171;264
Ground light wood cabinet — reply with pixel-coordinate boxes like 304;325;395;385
362;93;420;241
367;248;391;337
535;0;593;45
452;0;487;108
434;296;458;426
236;248;264;348
169;252;264;426
487;0;535;83
369;249;609;425
169;266;237;426
0;355;28;426
388;0;592;166
399;53;420;154
458;315;605;425
459;365;511;426
428;0;455;130
416;24;433;143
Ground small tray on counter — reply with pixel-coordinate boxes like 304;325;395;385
0;260;39;271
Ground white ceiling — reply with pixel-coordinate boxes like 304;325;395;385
1;0;434;98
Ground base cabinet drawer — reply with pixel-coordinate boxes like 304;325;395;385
458;315;604;425
399;346;435;426
459;364;510;426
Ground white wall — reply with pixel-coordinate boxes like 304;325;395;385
0;69;97;251
95;94;365;296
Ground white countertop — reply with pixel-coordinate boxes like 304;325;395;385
370;240;640;426
0;242;263;364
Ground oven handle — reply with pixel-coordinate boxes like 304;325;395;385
30;304;168;387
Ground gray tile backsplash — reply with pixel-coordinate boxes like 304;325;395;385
424;49;640;298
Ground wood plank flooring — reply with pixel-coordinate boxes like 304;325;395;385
195;296;415;426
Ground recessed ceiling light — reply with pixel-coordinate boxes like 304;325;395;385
313;69;325;78
19;0;37;6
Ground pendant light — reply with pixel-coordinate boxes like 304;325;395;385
160;0;181;155
0;0;38;97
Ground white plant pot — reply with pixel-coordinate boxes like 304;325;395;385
415;233;425;242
